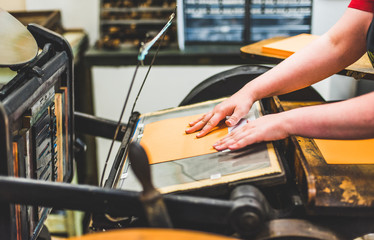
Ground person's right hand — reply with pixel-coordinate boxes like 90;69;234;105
185;92;254;138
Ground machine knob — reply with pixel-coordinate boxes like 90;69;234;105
229;185;274;238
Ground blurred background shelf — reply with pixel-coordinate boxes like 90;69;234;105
97;0;177;50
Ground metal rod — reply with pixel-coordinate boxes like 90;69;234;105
0;176;233;226
100;61;141;187
74;111;127;141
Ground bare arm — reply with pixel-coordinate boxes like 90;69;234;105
214;92;374;150
187;8;373;138
244;8;372;99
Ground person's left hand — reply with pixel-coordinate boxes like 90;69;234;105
213;113;291;151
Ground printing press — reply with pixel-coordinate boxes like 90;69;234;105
1;8;374;240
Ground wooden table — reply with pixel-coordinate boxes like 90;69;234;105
240;37;374;80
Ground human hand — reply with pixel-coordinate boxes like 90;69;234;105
213;113;290;151
185;93;253;137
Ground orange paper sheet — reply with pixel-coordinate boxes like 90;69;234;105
139;114;228;164
261;34;319;57
314;139;374;164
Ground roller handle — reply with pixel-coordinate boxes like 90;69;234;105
128;142;155;195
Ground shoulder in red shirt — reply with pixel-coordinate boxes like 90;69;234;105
349;0;374;13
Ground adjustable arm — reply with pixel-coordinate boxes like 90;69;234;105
74;111;139;141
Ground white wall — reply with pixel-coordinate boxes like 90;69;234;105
0;0;25;11
311;0;350;35
26;0;100;46
311;0;356;101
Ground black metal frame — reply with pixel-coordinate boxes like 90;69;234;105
0;24;74;240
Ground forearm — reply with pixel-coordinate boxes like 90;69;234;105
283;92;374;139
236;8;372;103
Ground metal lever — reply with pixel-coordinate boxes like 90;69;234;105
137;11;175;63
128;142;173;228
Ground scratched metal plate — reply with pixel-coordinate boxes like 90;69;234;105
117;99;285;194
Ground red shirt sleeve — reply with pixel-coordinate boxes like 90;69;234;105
348;0;374;13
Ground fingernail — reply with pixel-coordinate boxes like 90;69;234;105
228;144;237;150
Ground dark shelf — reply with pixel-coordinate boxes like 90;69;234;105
101;19;174;25
101;7;175;12
85;44;251;66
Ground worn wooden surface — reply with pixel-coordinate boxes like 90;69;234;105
241;37;374;80
272;97;374;216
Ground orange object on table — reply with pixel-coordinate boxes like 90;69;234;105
139;113;228;164
314;138;374;164
261;33;319;57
